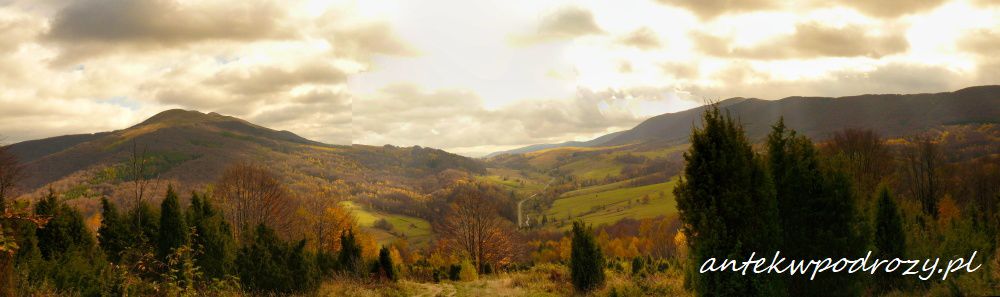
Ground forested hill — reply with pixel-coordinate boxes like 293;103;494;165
491;85;1000;156
6;109;485;199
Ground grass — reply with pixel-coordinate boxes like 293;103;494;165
478;168;549;196
544;179;678;228
557;157;622;181
342;201;433;246
318;262;689;297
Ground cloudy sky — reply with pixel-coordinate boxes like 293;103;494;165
0;0;998;156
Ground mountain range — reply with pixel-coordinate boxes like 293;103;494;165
488;85;1000;157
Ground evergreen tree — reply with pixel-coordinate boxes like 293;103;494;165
97;197;129;263
34;189;95;260
236;224;319;294
338;229;364;275
376;246;398;281
187;192;236;279
129;201;159;245
570;221;605;292
767;118;864;296
874;187;905;293
158;186;188;259
673;106;783;296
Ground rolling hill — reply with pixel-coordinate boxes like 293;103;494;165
5;109;486;245
491;85;1000;156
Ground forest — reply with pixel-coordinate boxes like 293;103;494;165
1;104;998;296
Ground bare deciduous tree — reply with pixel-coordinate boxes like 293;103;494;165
823;128;892;198
216;161;296;239
0;145;26;212
902;136;944;217
437;189;516;273
126;140;160;228
0;141;47;297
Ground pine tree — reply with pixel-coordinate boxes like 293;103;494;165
570;221;605;292
338;229;364;275
129;201;159;245
673;106;783;296
236;224;319;294
158;186;188;259
767;118;864;296
34;189;95;260
187;192;236;279
874;187;905;292
377;246;398;281
97;197;129;263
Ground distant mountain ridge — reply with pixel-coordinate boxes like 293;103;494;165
7;109;484;195
489;86;1000;156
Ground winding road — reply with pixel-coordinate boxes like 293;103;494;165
517;178;553;228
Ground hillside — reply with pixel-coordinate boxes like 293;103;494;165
5;109;487;245
492;86;1000;156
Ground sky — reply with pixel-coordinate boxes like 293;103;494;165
0;0;998;156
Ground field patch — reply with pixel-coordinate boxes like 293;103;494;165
543;179;678;228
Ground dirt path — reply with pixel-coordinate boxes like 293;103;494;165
410;282;456;297
517;179;553;227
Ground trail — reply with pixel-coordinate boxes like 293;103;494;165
411;282;456;297
517;178;554;227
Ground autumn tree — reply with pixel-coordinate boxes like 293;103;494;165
437;184;516;273
0;145;25;212
297;186;353;251
822;128;892;200
215;162;296;239
673;105;783;296
0;145;43;297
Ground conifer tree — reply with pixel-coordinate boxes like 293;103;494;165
97;197;129;263
338;229;364;275
570;220;605;292
767;118;864;296
130;201;159;246
187;192;236;279
158;186;188;259
34;189;95;260
673;106;783;296
377;246;398;281
874;187;905;292
236;224;319;294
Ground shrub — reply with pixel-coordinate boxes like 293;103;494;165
373;218;394;231
458;260;478;281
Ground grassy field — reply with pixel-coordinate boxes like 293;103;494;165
478;168;549;196
543;179;678;228
315;263;689;297
557;157;623;180
342;201;433;246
